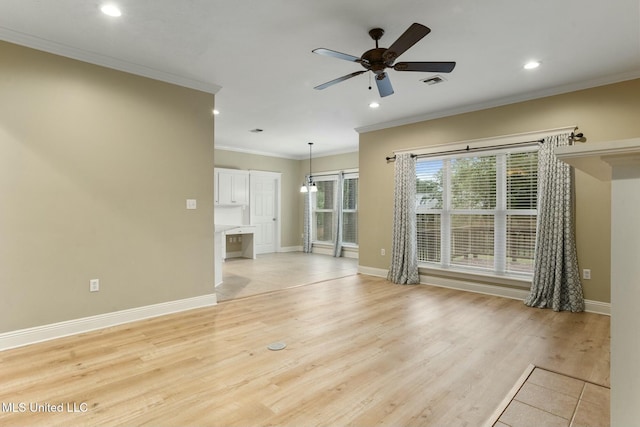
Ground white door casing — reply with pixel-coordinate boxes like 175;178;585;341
250;171;281;254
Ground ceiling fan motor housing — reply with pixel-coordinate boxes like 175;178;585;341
361;48;390;74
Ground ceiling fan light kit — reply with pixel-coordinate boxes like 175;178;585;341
313;22;456;97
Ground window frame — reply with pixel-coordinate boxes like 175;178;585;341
416;145;538;280
311;172;359;247
312;176;337;244
341;173;359;247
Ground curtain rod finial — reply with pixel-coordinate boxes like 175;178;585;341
570;132;585;142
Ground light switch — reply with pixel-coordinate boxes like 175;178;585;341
186;199;197;209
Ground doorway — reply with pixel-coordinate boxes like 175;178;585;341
250;171;281;254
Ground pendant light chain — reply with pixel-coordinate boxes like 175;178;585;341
309;142;313;183
300;142;317;193
308;142;317;192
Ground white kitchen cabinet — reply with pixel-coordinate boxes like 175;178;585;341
215;168;249;205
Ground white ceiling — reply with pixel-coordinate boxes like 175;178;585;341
1;1;639;159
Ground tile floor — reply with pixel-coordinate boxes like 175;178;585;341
493;367;610;427
215;252;358;301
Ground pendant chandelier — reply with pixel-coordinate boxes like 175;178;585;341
300;142;317;193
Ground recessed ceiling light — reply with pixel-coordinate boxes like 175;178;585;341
213;109;220;115
524;61;540;70
369;102;380;109
101;4;122;17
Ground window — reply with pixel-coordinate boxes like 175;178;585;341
342;176;358;244
313;180;335;243
312;174;358;246
416;147;537;278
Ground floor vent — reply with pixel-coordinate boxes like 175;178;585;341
267;342;286;351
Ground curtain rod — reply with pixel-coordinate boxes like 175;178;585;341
307;168;359;178
385;131;585;162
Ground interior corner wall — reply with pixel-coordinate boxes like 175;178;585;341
359;78;640;304
0;41;215;333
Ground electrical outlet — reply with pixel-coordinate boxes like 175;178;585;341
381;248;386;256
583;269;591;280
90;279;100;292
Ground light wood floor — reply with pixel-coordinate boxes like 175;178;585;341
215;252;358;301
0;274;609;426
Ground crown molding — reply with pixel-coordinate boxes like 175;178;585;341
0;27;221;94
215;145;300;160
356;70;640;134
215;144;358;161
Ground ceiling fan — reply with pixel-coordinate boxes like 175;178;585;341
312;23;456;97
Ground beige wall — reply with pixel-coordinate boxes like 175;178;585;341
304;151;359;176
0;41;215;333
359;78;640;303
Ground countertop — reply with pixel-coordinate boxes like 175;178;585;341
214;224;256;233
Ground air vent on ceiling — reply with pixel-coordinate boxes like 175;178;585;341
421;75;447;85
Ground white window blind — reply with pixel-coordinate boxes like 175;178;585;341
313;179;335;243
342;176;358;244
416;146;538;278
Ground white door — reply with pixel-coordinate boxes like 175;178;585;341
250;172;280;254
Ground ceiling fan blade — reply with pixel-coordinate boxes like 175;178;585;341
314;70;367;90
312;48;361;63
394;61;456;73
383;23;431;62
375;72;394;97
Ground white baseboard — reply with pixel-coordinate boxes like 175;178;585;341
584;300;611;316
420;273;531;301
0;293;218;352
358;266;611;316
311;246;359;259
358;266;388;278
279;246;302;253
343;250;359;259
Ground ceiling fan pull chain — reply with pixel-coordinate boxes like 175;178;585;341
368;72;372;90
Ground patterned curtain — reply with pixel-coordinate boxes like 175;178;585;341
302;176;313;253
525;133;584;312
333;172;344;257
387;153;420;284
